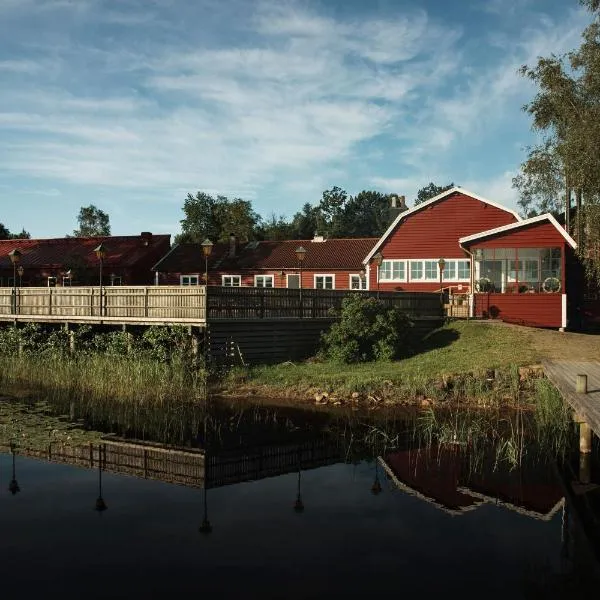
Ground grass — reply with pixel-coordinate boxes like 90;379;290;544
226;321;539;401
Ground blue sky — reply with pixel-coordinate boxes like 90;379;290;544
0;0;591;237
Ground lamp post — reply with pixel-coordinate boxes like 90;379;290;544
17;265;24;288
201;239;213;286
438;258;446;315
359;267;366;290
372;252;383;299
295;246;306;317
8;442;20;495
94;243;107;316
8;249;21;314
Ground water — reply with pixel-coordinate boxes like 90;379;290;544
1;399;599;599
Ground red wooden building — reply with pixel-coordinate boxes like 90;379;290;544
0;232;170;287
153;236;377;290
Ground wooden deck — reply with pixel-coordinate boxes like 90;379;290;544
543;359;600;436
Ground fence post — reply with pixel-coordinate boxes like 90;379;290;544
48;288;53;316
144;287;149;317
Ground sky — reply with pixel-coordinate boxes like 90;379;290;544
0;0;592;238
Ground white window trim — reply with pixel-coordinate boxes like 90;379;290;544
180;274;200;286
404;259;472;283
349;274;367;290
286;273;301;288
221;274;242;287
254;274;274;288
314;274;335;290
409;260;425;281
378;259;407;283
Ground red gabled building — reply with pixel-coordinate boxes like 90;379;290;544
0;232;170;287
153;236;378;290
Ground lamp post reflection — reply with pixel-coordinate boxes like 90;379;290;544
95;445;107;512
371;458;382;496
199;411;212;534
8;443;20;495
293;451;304;513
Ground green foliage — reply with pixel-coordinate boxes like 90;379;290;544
73;204;111;237
320;294;414;363
414;182;454;206
0;223;30;240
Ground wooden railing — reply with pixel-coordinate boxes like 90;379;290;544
0;286;207;322
207;287;441;320
0;286;441;323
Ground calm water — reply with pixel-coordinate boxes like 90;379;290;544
1;400;599;599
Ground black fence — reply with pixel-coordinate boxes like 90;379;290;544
206;287;441;320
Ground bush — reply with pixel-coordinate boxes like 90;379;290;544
319;295;414;363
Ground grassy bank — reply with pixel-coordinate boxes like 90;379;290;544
221;321;545;405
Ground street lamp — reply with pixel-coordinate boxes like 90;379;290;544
94;243;107;316
359;267;366;290
438;258;446;315
8;248;21;314
201;239;213;286
17;265;24;288
372;252;383;299
295;246;307;318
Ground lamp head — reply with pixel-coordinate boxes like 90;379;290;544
8;248;22;265
201;239;213;258
93;243;107;261
437;258;446;272
295;246;307;263
372;252;384;267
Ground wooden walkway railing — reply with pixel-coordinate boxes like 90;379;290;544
0;286;441;324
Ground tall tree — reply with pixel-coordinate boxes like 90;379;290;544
337;191;393;237
0;223;31;239
513;0;600;280
257;213;296;240
414;182;454;205
73;205;111;237
177;192;259;244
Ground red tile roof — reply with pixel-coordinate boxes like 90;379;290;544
0;234;171;270
153;238;378;272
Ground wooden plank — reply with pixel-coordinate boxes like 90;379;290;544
542;359;600;436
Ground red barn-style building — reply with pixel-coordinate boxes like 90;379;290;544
0;233;171;287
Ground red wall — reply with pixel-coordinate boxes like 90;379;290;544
474;293;563;328
157;269;366;290
369;192;517;291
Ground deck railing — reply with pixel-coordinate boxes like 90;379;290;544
0;285;441;322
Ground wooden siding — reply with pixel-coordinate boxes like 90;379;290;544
474;293;563;327
370;192;517;291
470;221;567;248
158;269;365;290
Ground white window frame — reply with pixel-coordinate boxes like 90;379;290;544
314;274;335;290
423;260;439;281
254;274;274;288
180;274;200;286
456;260;470;281
409;260;424;281
222;275;241;287
378;259;407;282
47;276;57;287
349;274;367;290
286;273;301;288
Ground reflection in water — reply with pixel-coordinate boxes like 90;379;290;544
1;396;600;597
8;443;20;496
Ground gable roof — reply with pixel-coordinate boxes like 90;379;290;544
363;186;522;264
458;213;577;249
153;238;379;273
0;233;171;270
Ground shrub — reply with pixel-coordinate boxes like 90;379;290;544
319;295;414;363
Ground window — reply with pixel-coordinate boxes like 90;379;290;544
457;260;470;280
314;275;334;289
350;274;367;290
181;275;200;286
47;277;57;288
379;260;406;282
410;261;424;281
255;275;274;288
287;274;300;289
62;276;72;287
110;276;122;286
442;261;456;281
222;275;241;287
424;260;438;280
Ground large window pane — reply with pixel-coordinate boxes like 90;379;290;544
410;261;423;280
424;261;437;280
443;261;456;280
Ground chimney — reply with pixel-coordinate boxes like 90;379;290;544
229;233;236;258
388;194;407;223
312;232;325;243
141;231;153;246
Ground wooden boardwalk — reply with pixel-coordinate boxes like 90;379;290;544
543;359;600;436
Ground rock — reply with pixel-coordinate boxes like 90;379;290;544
420;398;433;407
351;391;360;399
314;392;328;405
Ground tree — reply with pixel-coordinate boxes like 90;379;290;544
513;0;600;280
73;205;111;237
337;191;394;237
414;182;454;205
257;213;296;240
177;192;259;244
0;223;31;239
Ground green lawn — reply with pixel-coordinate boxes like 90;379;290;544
233;321;540;397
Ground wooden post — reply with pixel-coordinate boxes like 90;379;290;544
580;421;592;454
579;452;591;484
576;374;587;394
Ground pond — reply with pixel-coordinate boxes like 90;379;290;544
1;396;599;599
